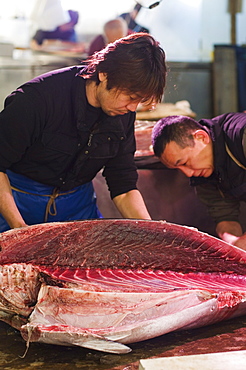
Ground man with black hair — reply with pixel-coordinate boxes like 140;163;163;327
152;113;246;250
0;33;166;232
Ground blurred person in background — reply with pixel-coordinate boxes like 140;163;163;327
87;18;129;56
31;9;79;47
120;3;149;33
30;0;79;50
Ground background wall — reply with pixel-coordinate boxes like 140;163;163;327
137;0;246;61
0;0;246;61
0;0;245;235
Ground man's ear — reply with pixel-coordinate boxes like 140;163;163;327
193;129;210;144
98;72;107;82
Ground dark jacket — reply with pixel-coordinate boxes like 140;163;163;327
88;35;105;56
0;66;138;198
190;112;246;224
120;13;149;33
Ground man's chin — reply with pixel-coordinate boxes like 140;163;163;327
103;110;119;116
109;112;127;117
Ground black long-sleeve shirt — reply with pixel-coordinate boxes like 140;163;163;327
190;112;246;224
0;66;138;198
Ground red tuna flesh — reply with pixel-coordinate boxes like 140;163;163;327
0;219;246;354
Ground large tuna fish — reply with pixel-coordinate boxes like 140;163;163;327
0;219;246;354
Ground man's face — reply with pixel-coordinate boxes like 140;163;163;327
95;73;143;116
160;131;214;178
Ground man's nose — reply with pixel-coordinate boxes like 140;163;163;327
179;167;194;177
126;101;140;112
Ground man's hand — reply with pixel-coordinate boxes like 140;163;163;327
0;172;28;229
113;189;151;220
216;220;246;250
233;234;246;250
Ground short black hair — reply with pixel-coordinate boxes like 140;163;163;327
152;115;203;157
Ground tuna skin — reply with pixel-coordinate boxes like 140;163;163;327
0;219;246;354
0;219;246;273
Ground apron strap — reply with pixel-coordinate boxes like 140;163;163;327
10;186;76;222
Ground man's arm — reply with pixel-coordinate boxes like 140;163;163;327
195;181;246;249
113;189;151;219
0;172;27;229
218;125;246;249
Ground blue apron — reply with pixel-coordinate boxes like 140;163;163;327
0;170;102;232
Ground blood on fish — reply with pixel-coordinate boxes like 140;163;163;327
0;219;246;354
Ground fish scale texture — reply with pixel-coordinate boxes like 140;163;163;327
0;219;246;274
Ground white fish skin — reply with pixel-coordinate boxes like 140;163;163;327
19;284;246;353
21;323;132;354
20;296;220;354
